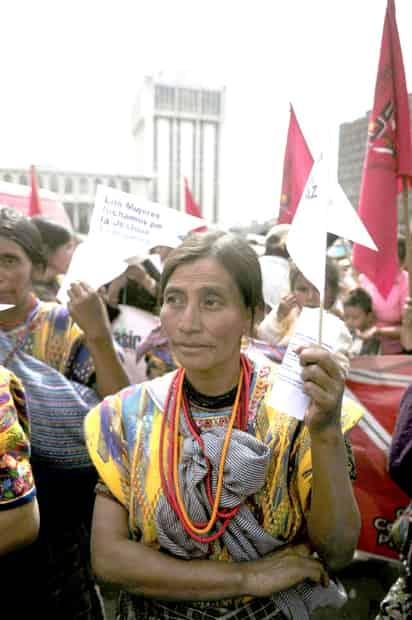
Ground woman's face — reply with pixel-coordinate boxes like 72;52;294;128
48;240;75;276
0;237;33;306
160;257;251;376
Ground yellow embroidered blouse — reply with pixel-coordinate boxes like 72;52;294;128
85;358;363;558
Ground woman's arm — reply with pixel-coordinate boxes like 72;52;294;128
359;324;401;343
0;499;39;556
67;282;130;397
300;347;361;572
91;495;328;601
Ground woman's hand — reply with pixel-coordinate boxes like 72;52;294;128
67;281;112;342
242;544;329;598
299;347;344;435
277;294;298;321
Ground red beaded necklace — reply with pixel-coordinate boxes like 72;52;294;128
159;354;252;544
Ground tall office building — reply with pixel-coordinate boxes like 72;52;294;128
132;75;225;223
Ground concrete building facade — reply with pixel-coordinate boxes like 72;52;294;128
0;166;153;233
132;75;225;223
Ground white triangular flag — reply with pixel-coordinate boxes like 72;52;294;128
286;155;329;298
287;155;377;299
327;183;377;250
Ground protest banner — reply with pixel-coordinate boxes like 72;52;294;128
346;355;410;560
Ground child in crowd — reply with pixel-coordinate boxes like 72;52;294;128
257;260;352;375
343;288;380;356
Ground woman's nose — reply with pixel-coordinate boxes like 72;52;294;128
178;302;201;332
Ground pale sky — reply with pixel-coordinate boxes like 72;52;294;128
1;0;412;226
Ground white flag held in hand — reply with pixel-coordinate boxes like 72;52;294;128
286;155;377;300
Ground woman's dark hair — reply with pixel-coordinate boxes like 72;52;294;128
31;216;72;253
160;231;264;321
343;287;373;314
0;207;47;268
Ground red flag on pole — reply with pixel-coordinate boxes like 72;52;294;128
184;177;202;218
277;104;314;225
28;165;42;216
352;0;412;298
184;177;207;233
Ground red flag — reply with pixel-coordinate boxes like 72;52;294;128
184;177;207;233
277;104;314;224
29;165;42;216
352;0;412;298
184;177;202;218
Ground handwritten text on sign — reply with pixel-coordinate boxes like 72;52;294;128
89;185;205;249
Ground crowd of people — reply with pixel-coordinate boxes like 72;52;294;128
1;207;411;619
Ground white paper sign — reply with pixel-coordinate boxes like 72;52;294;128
268;307;346;420
89;185;206;251
57;238;128;304
0;304;14;311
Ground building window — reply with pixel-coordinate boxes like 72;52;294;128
155;85;175;110
19;174;28;185
38;176;43;188
121;179;130;193
108;178;116;188
178;88;198;114
50;174;59;192
95;178;102;188
64;177;74;193
3;173;12;182
201;90;220;116
79;177;88;194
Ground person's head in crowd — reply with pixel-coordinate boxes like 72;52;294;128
288;259;340;311
264;224;290;259
160;230;265;360
343;287;375;334
0;207;47;310
31;216;75;277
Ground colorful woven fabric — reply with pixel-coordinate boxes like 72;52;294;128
0;299;104;619
0;365;35;510
85;358;363;618
2;300;99;469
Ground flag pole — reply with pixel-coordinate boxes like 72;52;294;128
401;176;412;296
318;298;324;346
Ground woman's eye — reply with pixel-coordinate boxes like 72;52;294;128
165;293;183;306
0;257;16;267
203;296;221;308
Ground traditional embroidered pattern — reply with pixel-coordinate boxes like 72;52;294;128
0;366;35;509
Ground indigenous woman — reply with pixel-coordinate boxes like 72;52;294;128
86;231;362;620
0;207;129;617
0;365;39;555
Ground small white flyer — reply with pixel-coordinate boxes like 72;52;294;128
268;307;346;420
